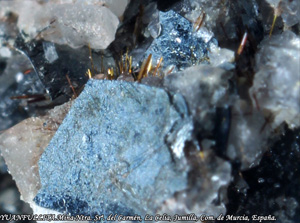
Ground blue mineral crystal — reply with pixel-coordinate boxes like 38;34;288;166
34;80;192;218
143;10;216;70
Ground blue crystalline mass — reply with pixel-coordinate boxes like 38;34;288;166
34;80;191;219
144;10;216;70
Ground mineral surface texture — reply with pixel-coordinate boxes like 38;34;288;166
250;31;300;129
143;10;216;70
0;0;120;49
159;152;232;217
0;101;72;206
164;65;232;133
34;80;192;217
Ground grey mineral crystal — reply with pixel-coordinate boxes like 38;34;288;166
143;10;217;71
34;80;193;218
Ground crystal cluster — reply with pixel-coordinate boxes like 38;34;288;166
0;0;299;221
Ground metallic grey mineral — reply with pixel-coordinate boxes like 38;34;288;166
34;80;192;217
143;10;216;71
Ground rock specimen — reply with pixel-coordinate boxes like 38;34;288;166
250;31;300;129
1;0;299;220
34;80;193;217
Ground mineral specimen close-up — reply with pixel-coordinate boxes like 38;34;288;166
141;10;217;71
0;0;299;223
34;80;192;217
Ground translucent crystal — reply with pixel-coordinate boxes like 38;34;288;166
185;0;223;34
43;42;58;64
250;31;300;129
74;0;130;18
0;1;120;50
208;47;235;70
164;65;232;132
143;3;161;39
0;47;12;58
159;155;231;216
227;100;273;170
265;0;281;8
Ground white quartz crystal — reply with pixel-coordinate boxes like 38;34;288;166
250;31;300;129
76;0;130;18
0;0;124;50
185;0;225;33
0;47;12;58
49;0;130;18
209;47;235;69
